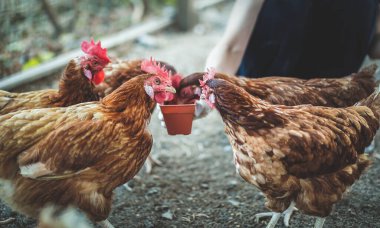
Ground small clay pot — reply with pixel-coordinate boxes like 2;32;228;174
160;104;195;135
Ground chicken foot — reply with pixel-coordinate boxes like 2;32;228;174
255;201;297;227
144;155;163;174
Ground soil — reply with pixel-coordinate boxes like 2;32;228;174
1;2;380;228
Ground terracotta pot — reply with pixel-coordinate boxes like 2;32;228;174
160;104;195;135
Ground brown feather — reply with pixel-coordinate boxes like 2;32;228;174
181;64;377;107
0;74;156;222
207;78;377;217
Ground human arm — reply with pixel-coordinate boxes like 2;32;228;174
204;0;265;74
368;4;380;59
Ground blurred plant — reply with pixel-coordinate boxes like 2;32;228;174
0;0;175;77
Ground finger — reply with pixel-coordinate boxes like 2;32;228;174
195;101;204;117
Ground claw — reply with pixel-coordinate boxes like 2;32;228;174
123;182;133;191
283;201;297;227
254;212;276;223
254;201;297;228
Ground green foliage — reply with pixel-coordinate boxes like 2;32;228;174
22;51;54;71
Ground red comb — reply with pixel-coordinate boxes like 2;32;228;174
199;67;215;87
81;38;110;63
141;57;170;80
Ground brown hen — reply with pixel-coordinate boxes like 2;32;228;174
0;61;176;227
0;39;110;115
181;64;377;107
199;69;379;228
97;58;178;174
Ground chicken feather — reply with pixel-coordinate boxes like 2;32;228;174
181;64;377;107
0;73;174;223
201;77;379;226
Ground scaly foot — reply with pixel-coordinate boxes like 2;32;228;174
255;201;297;227
255;212;281;228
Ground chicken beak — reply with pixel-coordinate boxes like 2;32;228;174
165;86;176;93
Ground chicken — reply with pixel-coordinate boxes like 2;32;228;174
199;69;379;228
95;58;178;174
180;64;377;107
96;58;177;97
100;57;199;173
0;39;110;115
0;59;176;227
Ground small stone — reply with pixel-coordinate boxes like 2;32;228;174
228;199;240;207
226;179;238;190
223;145;232;152
147;187;160;195
200;183;209;189
162;210;173;220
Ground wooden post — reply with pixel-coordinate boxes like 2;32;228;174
41;0;63;38
176;0;198;31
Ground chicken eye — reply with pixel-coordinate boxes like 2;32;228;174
154;78;161;85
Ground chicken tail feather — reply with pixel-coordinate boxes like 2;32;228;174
352;64;377;94
356;82;380;117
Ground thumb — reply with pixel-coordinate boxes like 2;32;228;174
194;100;212;119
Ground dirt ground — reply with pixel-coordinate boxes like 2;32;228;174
1;2;380;228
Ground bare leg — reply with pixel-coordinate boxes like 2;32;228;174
314;217;326;228
365;139;376;154
145;155;162;174
99;219;114;228
283;201;297;226
255;212;281;228
123;182;133;191
254;201;297;227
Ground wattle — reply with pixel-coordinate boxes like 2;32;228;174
93;70;105;85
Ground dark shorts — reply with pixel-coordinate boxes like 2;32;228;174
237;0;379;78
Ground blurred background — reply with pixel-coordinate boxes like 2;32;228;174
0;0;172;76
0;0;228;86
0;1;379;228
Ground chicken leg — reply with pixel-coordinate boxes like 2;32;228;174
255;201;297;227
314;217;326;228
99;219;114;228
144;155;163;174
